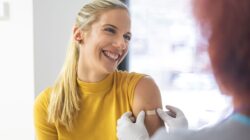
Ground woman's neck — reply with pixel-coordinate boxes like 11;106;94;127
77;63;110;82
77;70;108;83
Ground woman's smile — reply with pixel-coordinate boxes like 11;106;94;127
102;49;121;62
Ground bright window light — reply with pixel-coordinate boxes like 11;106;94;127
129;0;233;129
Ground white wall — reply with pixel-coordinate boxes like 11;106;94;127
0;0;88;139
0;0;34;139
33;0;88;96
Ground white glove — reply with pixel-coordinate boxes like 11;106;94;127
117;111;150;140
157;105;188;132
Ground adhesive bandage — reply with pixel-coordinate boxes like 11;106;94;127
145;109;157;116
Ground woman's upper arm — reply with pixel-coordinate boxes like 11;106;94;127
34;91;58;140
132;76;164;136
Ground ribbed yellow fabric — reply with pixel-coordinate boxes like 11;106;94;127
34;71;144;140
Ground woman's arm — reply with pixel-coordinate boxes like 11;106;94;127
34;90;58;140
132;76;164;136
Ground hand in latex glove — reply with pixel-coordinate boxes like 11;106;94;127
157;105;188;132
117;111;150;140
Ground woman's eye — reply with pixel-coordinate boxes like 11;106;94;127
104;28;116;34
124;35;131;41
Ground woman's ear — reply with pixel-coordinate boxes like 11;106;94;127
73;27;84;44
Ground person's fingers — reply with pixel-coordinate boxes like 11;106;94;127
165;105;184;116
117;112;133;125
121;112;133;119
129;116;136;123
136;111;146;125
156;108;173;122
166;110;176;118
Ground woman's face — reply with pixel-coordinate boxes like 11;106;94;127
79;9;131;74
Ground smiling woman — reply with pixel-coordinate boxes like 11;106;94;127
75;8;131;80
33;0;164;140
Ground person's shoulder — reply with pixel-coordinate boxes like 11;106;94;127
36;87;52;99
133;74;161;108
34;87;52;107
115;70;146;80
134;75;158;94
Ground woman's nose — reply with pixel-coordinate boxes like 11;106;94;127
112;37;127;50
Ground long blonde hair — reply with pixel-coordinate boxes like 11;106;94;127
47;0;128;131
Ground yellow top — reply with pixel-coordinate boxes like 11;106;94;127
34;71;145;140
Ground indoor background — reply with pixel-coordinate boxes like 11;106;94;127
0;0;232;139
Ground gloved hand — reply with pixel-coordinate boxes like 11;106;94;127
157;105;188;132
117;111;150;140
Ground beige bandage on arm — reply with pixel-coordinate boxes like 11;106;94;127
145;109;157;116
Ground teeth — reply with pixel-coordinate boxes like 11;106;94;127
103;51;119;60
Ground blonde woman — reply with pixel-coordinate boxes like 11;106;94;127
34;0;163;139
